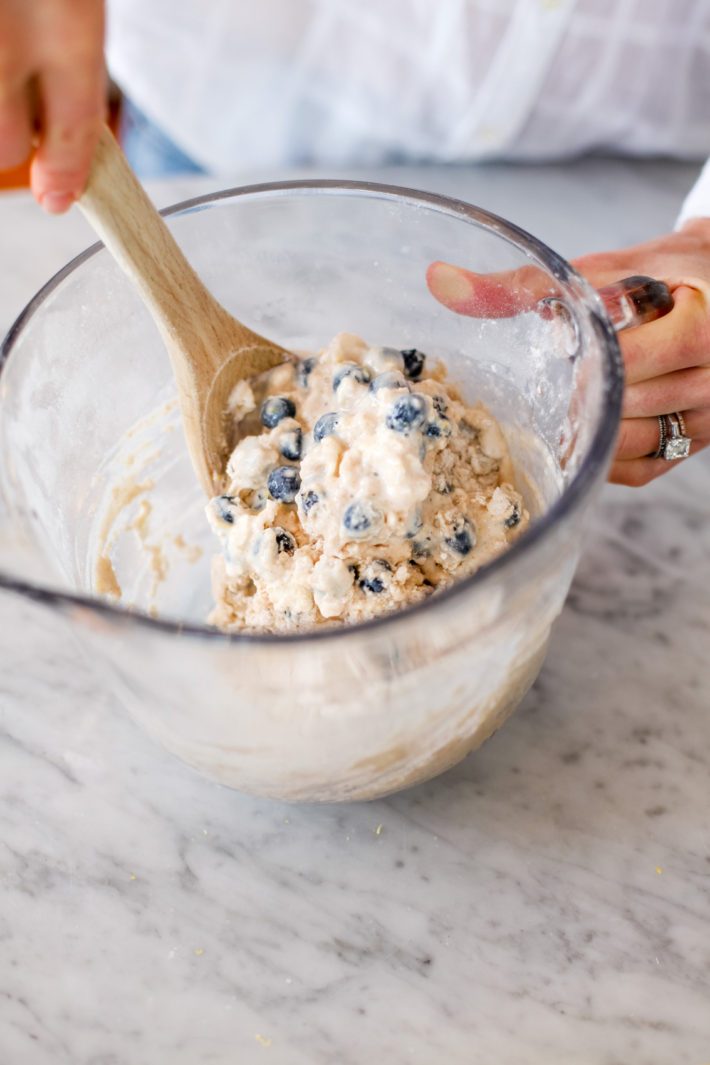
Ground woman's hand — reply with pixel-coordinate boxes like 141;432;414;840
0;0;106;212
427;218;710;486
572;220;710;485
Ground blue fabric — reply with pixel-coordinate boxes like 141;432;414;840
117;98;206;178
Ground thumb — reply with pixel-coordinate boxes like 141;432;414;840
425;260;558;318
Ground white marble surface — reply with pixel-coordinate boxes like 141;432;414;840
1;158;709;1065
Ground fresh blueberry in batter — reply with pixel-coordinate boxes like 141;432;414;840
504;501;522;528
411;536;432;559
279;427;302;461
261;396;296;428
424;416;451;440
274;528;296;555
445;516;476;556
212;494;239;524
267;465;301;503
300;489;320;515
313;412;340;442
359;576;384;594
298;356;315;387
400;348;426;380
249;488;268;511
369;370;409;393
432;395;448;416
406;507;423;538
358;559;391;594
333;362;372;390
385;393;427;434
342;500;380;538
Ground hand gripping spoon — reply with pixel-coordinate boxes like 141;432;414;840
78;125;292;496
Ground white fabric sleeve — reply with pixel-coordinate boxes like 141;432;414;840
675;157;710;229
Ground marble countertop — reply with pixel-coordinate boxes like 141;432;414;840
1;158;709;1065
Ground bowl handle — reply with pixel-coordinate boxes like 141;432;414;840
596;275;674;332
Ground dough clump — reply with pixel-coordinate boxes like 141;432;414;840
207;333;528;632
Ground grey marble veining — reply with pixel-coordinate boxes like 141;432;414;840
1;159;709;1065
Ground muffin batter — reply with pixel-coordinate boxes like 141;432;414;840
207;333;528;632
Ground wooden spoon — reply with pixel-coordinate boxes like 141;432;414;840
78;125;292;496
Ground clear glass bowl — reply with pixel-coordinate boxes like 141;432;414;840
0;181;622;801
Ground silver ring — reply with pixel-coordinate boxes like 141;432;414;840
661;412;691;461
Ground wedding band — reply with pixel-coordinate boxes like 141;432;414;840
662;412;691;460
650;414;667;459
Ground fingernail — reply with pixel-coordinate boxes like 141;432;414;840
39;191;76;214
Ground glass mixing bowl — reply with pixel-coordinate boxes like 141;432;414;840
0;181;626;802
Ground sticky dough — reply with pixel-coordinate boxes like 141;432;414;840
206;333;528;633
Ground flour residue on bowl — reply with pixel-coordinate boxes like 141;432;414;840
90;396;207;618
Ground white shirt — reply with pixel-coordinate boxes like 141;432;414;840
105;0;710;218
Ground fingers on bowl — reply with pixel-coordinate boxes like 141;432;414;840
426;260;558;318
609;437;709;488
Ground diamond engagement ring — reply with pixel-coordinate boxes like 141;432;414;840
660;412;691;460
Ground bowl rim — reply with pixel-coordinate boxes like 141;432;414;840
0;178;623;645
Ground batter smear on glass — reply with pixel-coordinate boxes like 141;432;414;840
206;333;528;632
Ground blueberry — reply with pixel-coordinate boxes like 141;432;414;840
248;488;268;512
406;507;423;538
445;516;476;556
411;537;432;559
212;494;239;524
447;528;474;556
358;559;391;594
432;395;448;416
274;528;296;555
424;417;451;440
279;427;302;461
385;393;427;434
261;396;296;428
400;348;426;380
298;356;316;388
333;362;371;390
342;500;381;539
313;412;339;443
359;576;384;594
369;370;408;393
267;465;301;503
504;501;522;528
300;489;320;515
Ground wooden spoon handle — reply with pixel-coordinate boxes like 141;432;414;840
77;125;290;496
78;125;252;375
